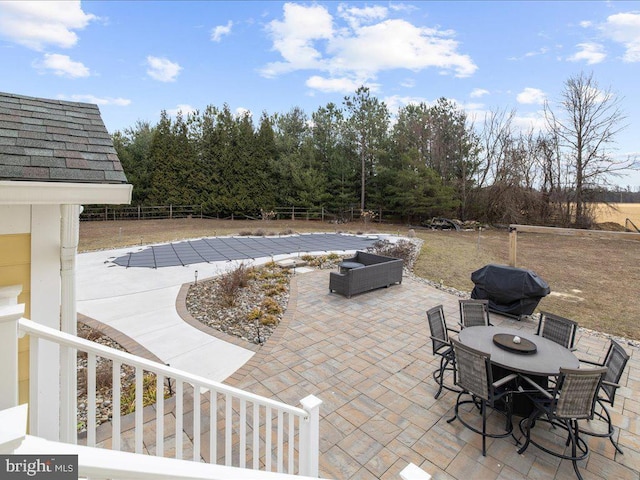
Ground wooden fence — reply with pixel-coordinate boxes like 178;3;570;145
80;205;394;223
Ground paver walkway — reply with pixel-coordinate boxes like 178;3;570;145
225;269;640;480
79;238;640;479
77;233;387;381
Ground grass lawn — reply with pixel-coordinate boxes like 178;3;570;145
79;218;640;341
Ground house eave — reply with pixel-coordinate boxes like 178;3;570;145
0;181;132;205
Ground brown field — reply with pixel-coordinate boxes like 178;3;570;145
79;218;640;341
594;202;640;227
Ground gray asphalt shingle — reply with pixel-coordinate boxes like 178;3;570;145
0;91;128;184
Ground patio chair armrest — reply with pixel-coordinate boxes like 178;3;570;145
578;358;601;366
446;327;460;334
493;373;517;389
519;374;554;399
429;336;451;347
602;380;621;389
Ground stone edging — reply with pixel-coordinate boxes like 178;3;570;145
175;283;261;354
174;273;301;387
77;313;163;364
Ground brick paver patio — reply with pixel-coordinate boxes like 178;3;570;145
226;269;640;480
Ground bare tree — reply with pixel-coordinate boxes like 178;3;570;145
544;72;637;227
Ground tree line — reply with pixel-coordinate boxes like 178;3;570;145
113;72;638;227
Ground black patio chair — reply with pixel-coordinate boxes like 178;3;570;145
536;311;578;350
447;338;516;456
458;299;492;329
426;305;460;399
517;367;607;480
579;339;630;454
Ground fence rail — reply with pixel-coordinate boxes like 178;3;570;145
80;204;400;224
16;318;320;477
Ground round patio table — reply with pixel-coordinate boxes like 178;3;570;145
458;326;579;376
458;326;580;416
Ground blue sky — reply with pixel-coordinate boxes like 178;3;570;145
1;1;639;188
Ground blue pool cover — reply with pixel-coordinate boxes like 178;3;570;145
112;233;380;268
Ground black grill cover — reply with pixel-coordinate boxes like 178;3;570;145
470;264;550;317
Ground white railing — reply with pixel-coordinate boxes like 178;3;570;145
1;404;430;480
14;317;321;477
1;404;323;480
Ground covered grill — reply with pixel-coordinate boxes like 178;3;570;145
470;264;550;319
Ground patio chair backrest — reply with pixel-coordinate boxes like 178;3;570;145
426;305;449;354
555;367;607;420
537;311;578;349
459;299;490;328
601;340;630;404
451;338;491;401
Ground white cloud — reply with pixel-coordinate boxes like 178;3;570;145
580;20;593;28
568;42;606;64
211;21;233;42
58;94;131;106
602;12;640;62
305;75;370;93
470;88;489;98
262;3;333;78
262;3;477;88
235;107;252;118
146;56;182;82
167;104;197;117
383;94;431;115
517;87;546;105
332;19;477;78
33;53;90;78
513;111;546;133
0;1;96;50
400;78;415;88
337;4;388;29
525;47;549;58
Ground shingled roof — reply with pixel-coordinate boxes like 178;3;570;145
0;92;128;184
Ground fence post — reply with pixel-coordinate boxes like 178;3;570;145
138;205;141;220
170;204;173;219
0;285;24;411
321;207;324;222
291;205;295;221
509;226;518;267
299;394;322;477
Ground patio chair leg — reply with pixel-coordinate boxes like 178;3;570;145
601;402;624;455
570;420;584;480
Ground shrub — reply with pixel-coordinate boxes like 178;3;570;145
261;297;282;315
120;372;169;415
217;263;252;307
247;307;262;321
263;284;287;296
260;314;278;326
368;239;417;267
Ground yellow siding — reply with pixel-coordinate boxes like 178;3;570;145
0;233;31;405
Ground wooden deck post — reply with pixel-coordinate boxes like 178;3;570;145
0;285;24;411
